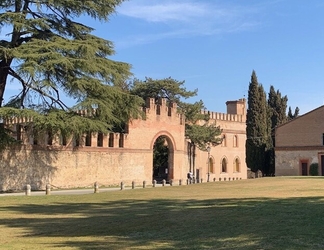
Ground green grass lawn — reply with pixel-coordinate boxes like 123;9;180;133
1;177;324;249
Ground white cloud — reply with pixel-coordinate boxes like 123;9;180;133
115;0;261;47
118;1;209;23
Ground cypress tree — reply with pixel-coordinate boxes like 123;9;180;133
288;106;300;120
268;86;288;130
246;71;268;174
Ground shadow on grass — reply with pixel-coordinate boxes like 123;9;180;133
1;196;324;249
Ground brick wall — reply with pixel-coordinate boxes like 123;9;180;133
0;98;247;191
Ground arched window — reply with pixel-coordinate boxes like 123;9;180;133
209;158;214;173
234;158;240;172
233;135;238;147
222;135;226;147
221;158;227;173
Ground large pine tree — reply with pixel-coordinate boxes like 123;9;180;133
0;0;143;146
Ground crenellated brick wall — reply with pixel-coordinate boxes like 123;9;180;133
0;97;247;191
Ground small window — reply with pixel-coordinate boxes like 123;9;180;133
119;134;124;148
233;135;238;147
156;105;161;115
33;137;38;145
222;135;226;147
108;133;114;147
85;132;91;146
97;132;103;147
61;134;67;146
16;124;22;141
47;130;53;145
74;137;80;147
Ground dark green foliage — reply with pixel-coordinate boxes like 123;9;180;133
309;163;319;176
130;77;197;104
268;85;288;130
0;0;144;147
246;71;269;173
266;86;289;175
0;124;19;150
288;106;300;120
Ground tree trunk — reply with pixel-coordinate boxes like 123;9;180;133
0;59;12;107
193;144;196;178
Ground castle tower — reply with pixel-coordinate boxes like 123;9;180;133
226;98;246;117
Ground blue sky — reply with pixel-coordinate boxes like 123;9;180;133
2;0;324;114
99;0;324;114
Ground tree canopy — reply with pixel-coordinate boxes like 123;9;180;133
0;0;143;143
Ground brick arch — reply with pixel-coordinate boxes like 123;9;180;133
151;131;177;181
150;130;176;151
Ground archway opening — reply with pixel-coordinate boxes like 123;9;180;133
153;136;170;183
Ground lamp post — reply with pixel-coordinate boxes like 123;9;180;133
207;145;211;182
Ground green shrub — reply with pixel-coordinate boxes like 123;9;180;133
309;163;319;176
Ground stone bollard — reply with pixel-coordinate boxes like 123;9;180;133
94;182;99;193
219;178;222;181
186;179;189;185
143;180;146;188
193;178;196;184
162;179;166;186
200;178;203;183
213;178;216;182
46;184;51;195
179;179;182;186
120;181;124;191
153;180;157;187
25;184;31;196
132;181;135;189
169;179;173;186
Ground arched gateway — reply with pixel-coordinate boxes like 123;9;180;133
151;132;176;183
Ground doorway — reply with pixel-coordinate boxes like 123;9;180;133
321;155;324;176
301;162;308;176
152;135;173;183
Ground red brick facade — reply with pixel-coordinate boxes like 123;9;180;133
275;105;324;176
